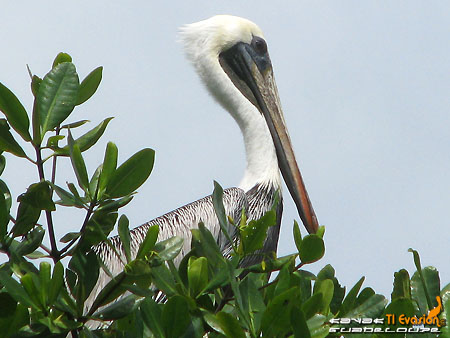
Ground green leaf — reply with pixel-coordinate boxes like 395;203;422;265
0;119;26;157
191;223;225;267
274;265;291;298
298;234;325;264
50;183;84;208
316;225;325;238
52;52;72;68
316;264;334;281
411;266;440;315
89;164;102;199
382;297;416;330
118;214;132;263
96;195;133;212
11;201;41;236
409;248;439;315
161;295;191;338
31;87;41;143
20;275;43;310
216;311;246;338
239;275;266;334
294;270;313;304
83;209;118;246
306;314;329;338
68;250;99;304
0;271;36;308
60;232;81;243
16;226;45;256
225;260;246;325
124;259;152;282
0;185;8;239
48;261;64;304
0;179;11;212
17;181;56;211
31;75;42;97
46;134;65;148
302;292;323;319
88;271;132;313
188;256;208;297
345;294;387;318
338;276;365;317
76;66;103;105
136;224;159;260
409;247;422;271
0;154;5;176
140;298;164;338
441;290;450;337
106;148;155;198
203;312;225;335
316;264;345;314
355;287;375;308
67;182;83;203
0;82;31;141
291;307;311;338
262;288;299;337
0;296;29;336
154;236;184;261
293;220;302;252
185;315;205;338
38;62;79;137
313;279;334;315
240;209;276;255
60;119;90;129
55;117;113;156
94;294;137;320
202;264;229;292
245;253;295;274
212;181;234;246
150;264;177;297
392;269;411;300
98;141;118;198
25;250;46;259
39;261;51;307
68;130;89;191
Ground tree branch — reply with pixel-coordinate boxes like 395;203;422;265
35;145;59;261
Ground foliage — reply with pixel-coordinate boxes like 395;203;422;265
0;54;448;337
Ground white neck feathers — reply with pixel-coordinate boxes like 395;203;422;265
179;16;281;192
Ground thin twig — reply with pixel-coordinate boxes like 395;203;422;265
259;280;275;291
24;155;37;165
39;243;51;254
50;127;60;186
294;262;305;271
41;153;56;164
59;199;96;258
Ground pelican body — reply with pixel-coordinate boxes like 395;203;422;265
89;15;318;309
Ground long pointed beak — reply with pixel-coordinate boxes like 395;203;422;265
220;42;319;234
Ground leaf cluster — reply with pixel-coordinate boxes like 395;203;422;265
0;54;448;338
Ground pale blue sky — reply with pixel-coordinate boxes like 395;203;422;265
1;1;449;297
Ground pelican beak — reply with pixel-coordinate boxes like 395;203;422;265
219;38;319;234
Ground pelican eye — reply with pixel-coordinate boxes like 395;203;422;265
252;36;267;55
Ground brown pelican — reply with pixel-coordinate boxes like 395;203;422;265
88;14;318;310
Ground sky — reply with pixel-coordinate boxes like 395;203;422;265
1;1;449;298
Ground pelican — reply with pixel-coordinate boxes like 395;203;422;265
88;15;318;310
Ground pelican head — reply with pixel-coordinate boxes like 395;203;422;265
180;15;318;234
